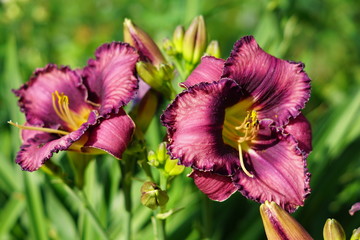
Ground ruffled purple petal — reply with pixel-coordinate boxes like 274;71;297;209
222;36;311;126
232;134;311;213
82;42;139;116
284;113;312;155
181;56;225;88
161;79;243;175
14;64;90;127
189;170;237;201
83;109;135;159
16;116;97;171
349;202;360;216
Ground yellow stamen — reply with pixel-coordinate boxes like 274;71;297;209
238;143;254;178
223;102;259;178
8;121;69;135
51;91;90;131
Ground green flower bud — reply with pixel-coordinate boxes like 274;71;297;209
260;201;313;240
140;182;169;210
123;18;166;66
182;16;207;64
164;158;185;176
162;38;177;56
323;219;346;240
156;142;168;165
148;150;159;167
350;227;360;240
173;25;184;53
205;40;221;58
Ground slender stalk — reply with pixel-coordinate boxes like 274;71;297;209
119;158;135;240
152;173;168;240
41;165;109;239
201;195;213;240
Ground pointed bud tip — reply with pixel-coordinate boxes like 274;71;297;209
323;218;346;240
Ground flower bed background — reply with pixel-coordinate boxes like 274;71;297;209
0;0;360;239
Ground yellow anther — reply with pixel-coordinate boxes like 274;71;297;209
51;91;90;131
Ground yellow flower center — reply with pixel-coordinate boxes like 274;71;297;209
222;99;259;178
52;91;90;131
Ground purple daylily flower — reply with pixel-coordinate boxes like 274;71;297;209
161;36;312;212
12;42;139;171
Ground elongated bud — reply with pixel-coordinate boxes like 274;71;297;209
191;16;206;64
140;182;169;210
351;228;360;240
260;201;313;240
156;142;167;165
205;40;221;58
183;16;207;64
173;25;184;53
123;18;166;66
323;219;346;240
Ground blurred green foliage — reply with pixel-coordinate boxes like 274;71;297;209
1;0;360;239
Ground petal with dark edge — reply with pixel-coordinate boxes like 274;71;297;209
222;36;311;126
14;64;90;127
83;109;135;159
15;117;95;172
189;170;237;201
82;42;139;116
233;134;311;213
181;56;224;88
161;79;242;175
349;202;360;216
284;113;312;155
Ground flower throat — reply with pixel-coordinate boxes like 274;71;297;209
222;101;259;178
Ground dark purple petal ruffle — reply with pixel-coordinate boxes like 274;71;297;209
181;56;224;88
161;79;243;175
83;109;135;159
284;113;312;155
189;170;237;201
222;36;311;126
82;42;139;116
14;64;90;127
232;134;311;213
16;112;97;171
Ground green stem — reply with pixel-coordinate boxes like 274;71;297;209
172;57;187;81
153;173;168;240
41;165;109;239
152;214;166;240
201;195;213;240
119;158;135;240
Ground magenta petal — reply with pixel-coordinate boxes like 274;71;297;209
189;170;237;201
83;42;139;116
233;134;311;213
223;36;311;126
83;109;135;159
14;64;89;126
284;113;312;155
181;56;225;88
349;202;360;216
161;79;242;175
